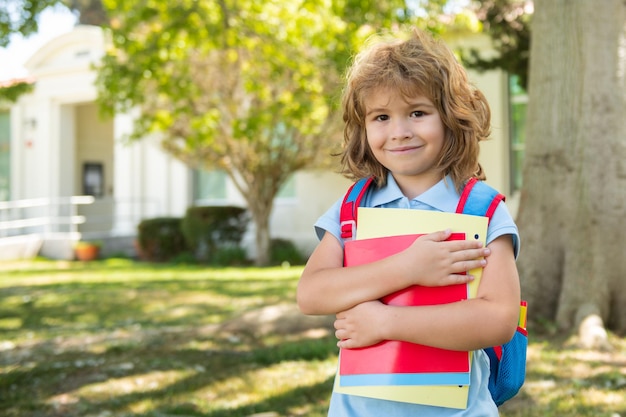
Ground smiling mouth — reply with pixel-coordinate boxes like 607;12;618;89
389;145;422;152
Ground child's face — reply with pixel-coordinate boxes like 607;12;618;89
364;88;445;189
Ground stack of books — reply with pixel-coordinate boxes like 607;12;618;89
333;208;489;409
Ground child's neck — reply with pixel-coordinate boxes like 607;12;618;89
393;173;443;200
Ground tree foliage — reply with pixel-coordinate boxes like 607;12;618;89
0;0;106;47
95;0;441;265
0;79;34;102
462;0;532;90
0;0;61;47
96;0;343;265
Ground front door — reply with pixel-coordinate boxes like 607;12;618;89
74;103;114;235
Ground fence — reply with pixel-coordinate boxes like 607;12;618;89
0;196;166;260
0;196;95;238
0;196;94;260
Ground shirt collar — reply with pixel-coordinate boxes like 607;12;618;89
369;172;461;212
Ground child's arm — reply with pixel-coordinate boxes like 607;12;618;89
297;228;491;316
333;235;520;351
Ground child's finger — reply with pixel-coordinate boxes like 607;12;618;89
417;231;485;251
449;247;491;263
447;273;476;285
420;229;452;242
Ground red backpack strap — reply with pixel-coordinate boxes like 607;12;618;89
455;178;505;223
340;177;374;240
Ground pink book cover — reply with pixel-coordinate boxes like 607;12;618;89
340;233;470;376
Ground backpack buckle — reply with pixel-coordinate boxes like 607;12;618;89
340;219;357;240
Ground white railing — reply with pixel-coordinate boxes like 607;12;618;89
0;196;171;260
0;196;95;238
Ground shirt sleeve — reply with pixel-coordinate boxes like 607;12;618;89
313;196;344;245
487;201;520;259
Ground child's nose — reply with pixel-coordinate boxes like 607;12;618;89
391;119;412;140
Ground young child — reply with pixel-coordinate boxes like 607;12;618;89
297;28;521;416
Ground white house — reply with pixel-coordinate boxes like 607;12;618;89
0;25;524;261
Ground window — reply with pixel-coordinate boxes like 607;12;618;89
0;111;10;201
277;175;296;199
195;169;227;200
509;75;527;193
194;169;296;202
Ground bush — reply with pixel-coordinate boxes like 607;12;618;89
136;217;188;262
270;238;304;266
211;246;249;266
180;206;249;263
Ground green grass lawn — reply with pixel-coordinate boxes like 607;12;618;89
1;258;625;417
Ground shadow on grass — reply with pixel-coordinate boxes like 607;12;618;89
1;333;338;417
1;276;298;338
1;261;336;416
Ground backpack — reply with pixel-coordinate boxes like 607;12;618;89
339;176;527;406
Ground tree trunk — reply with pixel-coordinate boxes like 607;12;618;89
517;0;626;343
236;172;276;267
250;200;272;267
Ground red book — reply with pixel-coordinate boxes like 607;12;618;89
340;233;470;377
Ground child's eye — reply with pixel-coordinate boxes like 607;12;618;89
411;110;426;117
375;114;389;121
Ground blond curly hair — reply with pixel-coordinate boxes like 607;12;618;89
340;28;491;192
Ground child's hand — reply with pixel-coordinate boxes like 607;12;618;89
399;229;490;287
334;301;388;349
